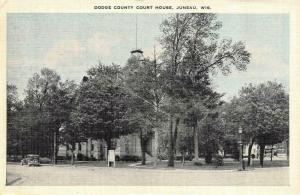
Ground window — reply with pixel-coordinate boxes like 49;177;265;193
78;143;81;151
66;144;69;150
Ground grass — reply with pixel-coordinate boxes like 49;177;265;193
10;156;288;171
54;157;289;171
130;157;289;170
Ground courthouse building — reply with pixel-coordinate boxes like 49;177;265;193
58;133;155;161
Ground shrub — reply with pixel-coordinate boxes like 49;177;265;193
175;154;194;161
158;153;168;160
194;161;203;166
56;156;66;160
77;153;85;161
205;153;213;164
120;155;141;162
40;157;51;164
66;155;72;160
7;155;22;162
233;149;240;160
214;154;224;166
83;156;89;161
89;156;97;161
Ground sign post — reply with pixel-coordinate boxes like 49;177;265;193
107;150;115;167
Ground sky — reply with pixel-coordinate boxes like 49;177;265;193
7;13;289;101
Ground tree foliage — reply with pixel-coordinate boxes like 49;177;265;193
7;68;77;160
160;13;250;166
72;63;131;149
123;54;166;164
224;81;289;166
7;84;23;156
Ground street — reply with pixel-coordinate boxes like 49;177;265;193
6;163;289;186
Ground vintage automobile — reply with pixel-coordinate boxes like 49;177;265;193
21;154;40;166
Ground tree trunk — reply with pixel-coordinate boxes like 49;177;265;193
30;127;33;154
193;124;199;162
106;137;112;150
270;144;273;162
98;140;101;161
104;137;112;162
140;130;146;165
286;139;289;161
247;137;255;166
168;117;180;167
52;128;60;165
86;140;89;160
259;143;265;167
71;149;74;165
153;128;158;167
173;118;179;155
141;146;146;165
53;131;56;164
168;114;174;167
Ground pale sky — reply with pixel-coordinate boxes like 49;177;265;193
7;13;289;101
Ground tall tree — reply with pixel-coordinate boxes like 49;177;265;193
22;68;77;163
59;122;85;165
23;68;61;158
73;63;131;151
184;92;224;162
7;84;23;157
199;112;225;164
54;80;78;163
224;81;289;167
123;55;166;165
240;82;288;167
160;13;250;166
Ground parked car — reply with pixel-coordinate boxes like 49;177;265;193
21;154;40;166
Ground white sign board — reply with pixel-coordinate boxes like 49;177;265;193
107;150;115;167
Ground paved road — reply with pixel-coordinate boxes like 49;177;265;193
6;163;289;186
